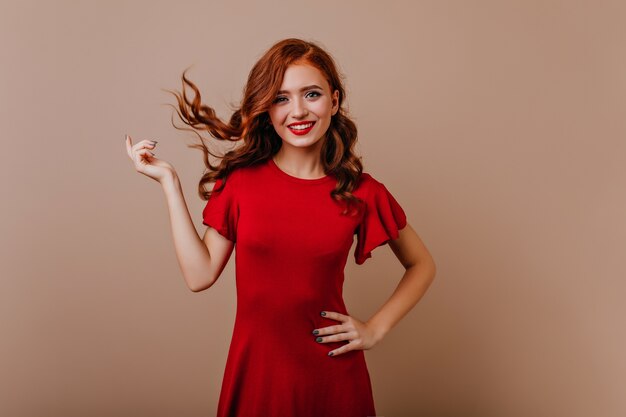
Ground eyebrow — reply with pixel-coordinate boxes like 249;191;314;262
276;84;323;95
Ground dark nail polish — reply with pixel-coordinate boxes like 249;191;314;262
320;311;326;316
328;352;334;356
312;330;319;335
316;337;322;343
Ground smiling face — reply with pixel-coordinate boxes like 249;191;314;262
268;63;339;151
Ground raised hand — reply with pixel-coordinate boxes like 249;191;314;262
124;134;175;184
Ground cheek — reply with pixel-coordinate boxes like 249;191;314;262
313;99;333;116
272;111;290;126
268;108;281;124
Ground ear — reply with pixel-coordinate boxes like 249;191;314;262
332;89;340;115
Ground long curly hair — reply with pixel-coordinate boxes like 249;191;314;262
164;38;365;216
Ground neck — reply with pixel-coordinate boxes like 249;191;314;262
273;145;326;179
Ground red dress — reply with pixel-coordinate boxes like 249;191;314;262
202;157;407;417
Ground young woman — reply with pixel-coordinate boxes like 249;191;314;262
125;38;436;417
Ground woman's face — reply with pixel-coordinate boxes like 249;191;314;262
268;63;339;151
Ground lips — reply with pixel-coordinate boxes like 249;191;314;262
287;121;316;136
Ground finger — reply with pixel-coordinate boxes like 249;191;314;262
320;310;348;323
138;149;156;158
313;324;344;336
132;140;157;153
327;341;357;357
125;134;133;158
315;331;354;344
131;139;156;154
126;135;156;161
136;149;155;164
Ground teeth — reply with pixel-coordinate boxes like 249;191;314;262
289;122;313;130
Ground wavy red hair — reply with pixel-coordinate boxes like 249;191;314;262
164;38;365;215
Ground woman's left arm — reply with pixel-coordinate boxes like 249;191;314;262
317;223;436;357
365;222;437;342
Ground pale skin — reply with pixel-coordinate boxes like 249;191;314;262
125;63;436;357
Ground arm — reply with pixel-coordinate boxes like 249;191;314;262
162;173;235;292
124;135;233;292
365;222;437;342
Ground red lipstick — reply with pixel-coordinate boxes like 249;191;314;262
287;121;316;136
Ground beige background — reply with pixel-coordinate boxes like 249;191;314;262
1;1;625;416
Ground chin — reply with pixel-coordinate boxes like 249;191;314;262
279;132;327;148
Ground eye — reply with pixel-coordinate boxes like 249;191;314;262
272;91;321;104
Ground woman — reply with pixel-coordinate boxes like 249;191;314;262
125;38;436;417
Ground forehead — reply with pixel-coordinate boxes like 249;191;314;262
279;64;330;91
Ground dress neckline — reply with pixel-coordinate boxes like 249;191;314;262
268;157;334;185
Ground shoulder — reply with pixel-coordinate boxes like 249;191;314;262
214;161;267;192
353;171;383;198
221;162;260;183
354;171;405;211
357;172;379;185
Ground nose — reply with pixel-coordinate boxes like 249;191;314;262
292;97;308;118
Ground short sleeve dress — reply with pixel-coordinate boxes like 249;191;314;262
202;157;407;417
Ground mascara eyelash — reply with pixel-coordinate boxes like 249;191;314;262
273;91;321;103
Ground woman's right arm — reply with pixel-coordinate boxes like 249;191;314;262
125;134;233;292
162;174;235;292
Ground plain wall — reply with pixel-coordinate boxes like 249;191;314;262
1;1;625;416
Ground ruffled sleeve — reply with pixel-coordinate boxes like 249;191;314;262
354;179;407;265
202;173;239;243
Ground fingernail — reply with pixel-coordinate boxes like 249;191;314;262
320;311;326;316
328;352;334;356
316;337;322;343
151;140;158;143
312;329;319;335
